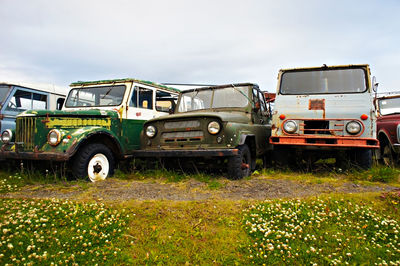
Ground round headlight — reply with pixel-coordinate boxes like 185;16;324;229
346;121;362;135
146;125;157;138
207;121;221;135
1;129;12;144
48;129;61;146
283;120;298;134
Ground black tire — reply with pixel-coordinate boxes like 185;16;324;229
380;142;395;167
72;143;115;182
227;144;251;180
352;148;372;169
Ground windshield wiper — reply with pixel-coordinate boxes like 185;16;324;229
102;87;113;99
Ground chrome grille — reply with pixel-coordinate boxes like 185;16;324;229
164;120;200;129
16;117;36;150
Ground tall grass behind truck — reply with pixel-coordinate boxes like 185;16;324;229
270;64;379;169
0;78;180;181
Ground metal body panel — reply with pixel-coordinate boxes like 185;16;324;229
0;79;180;161
271;64;378;150
377;112;400;152
132;148;239;157
140;83;272;159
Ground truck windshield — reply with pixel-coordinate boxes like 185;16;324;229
379;97;400;115
280;68;367;95
177;86;249;112
0;85;11;105
65;85;126;107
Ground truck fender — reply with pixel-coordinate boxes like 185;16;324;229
69;130;123;159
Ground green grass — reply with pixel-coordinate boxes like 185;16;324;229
0;198;130;265
353;166;400;183
243;195;400;265
119;200;251;265
1;166;400;264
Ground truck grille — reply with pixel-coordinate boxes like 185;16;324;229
161;119;203;142
164;120;200;129
163;131;203;142
16;117;36;150
296;119;349;136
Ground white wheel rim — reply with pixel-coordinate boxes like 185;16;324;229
87;153;109;182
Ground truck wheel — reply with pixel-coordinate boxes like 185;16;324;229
381;142;394;167
352;149;372;169
72;143;115;182
227;144;251;179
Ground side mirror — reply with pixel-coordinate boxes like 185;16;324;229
372;76;379;92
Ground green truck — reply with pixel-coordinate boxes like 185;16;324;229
134;83;272;179
0;78;180;181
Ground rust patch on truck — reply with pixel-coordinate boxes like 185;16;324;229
309;99;326;118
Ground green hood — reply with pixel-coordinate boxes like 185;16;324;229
146;111;250;124
17;109;119;118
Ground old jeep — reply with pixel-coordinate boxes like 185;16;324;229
376;93;400;166
270;64;379;169
135;83;272;179
0;78;179;181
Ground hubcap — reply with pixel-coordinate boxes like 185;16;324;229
87;153;109;182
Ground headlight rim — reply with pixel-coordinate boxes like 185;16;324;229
146;125;157;138
345;120;362;135
47;129;62;146
1;129;13;144
207;121;221;135
283;120;298;134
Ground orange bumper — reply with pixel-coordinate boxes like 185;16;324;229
270;135;379;148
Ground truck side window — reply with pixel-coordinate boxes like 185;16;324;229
252;88;261;110
6;90;32;111
258;90;267;113
56;98;65;110
156;90;177;113
32;93;47;109
130;86;138;107
139;87;153;110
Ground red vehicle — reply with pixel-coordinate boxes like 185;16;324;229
376;94;400;165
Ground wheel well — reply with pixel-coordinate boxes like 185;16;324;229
74;133;122;160
378;132;390;149
244;136;256;159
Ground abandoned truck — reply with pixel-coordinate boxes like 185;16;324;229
0;82;66;133
376;93;400;166
0;78;180;181
269;64;379;169
134;83;272;179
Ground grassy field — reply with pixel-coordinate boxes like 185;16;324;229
0;167;399;264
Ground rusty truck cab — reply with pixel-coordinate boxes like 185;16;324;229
270;64;379;168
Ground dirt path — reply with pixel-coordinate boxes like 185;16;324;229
1;176;398;202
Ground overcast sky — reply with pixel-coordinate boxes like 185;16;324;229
1;0;399;93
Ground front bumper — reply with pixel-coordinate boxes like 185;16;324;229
132;148;239;158
270;135;379;149
0;147;71;161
